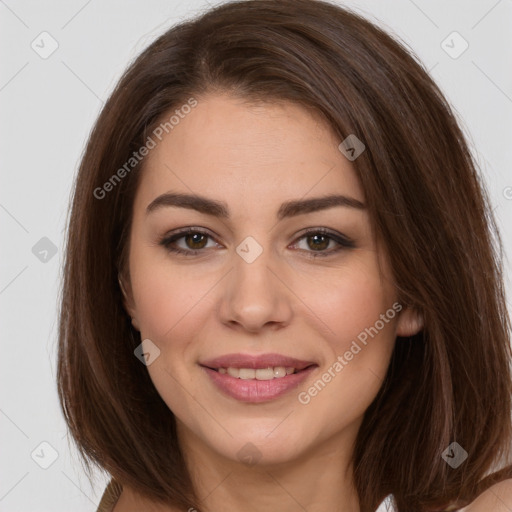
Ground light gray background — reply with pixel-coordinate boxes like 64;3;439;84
1;0;511;510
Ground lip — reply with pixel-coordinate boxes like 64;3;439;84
201;366;317;403
200;353;316;371
199;353;318;403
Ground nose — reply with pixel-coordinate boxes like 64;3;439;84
218;244;294;333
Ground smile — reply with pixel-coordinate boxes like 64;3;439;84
202;364;318;403
216;366;297;380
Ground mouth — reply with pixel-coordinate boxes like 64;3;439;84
199;353;318;403
204;365;316;380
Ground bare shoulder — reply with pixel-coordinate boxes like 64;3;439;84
112;486;182;512
459;479;512;512
112;488;152;512
112;489;135;512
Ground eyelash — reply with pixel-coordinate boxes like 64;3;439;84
158;227;355;258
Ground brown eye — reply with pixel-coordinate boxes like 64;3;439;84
306;233;330;251
184;232;208;250
292;228;356;258
159;228;219;256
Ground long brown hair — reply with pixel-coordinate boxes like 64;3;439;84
57;1;512;510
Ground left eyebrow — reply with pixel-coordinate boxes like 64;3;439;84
145;192;366;219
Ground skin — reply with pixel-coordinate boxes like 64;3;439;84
459;480;512;512
117;93;424;512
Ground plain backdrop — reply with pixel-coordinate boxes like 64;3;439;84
1;0;511;510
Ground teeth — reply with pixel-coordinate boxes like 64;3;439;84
217;366;297;380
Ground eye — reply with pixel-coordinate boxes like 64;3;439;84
159;227;355;258
291;228;355;258
159;228;221;256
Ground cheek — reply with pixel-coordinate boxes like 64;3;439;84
294;257;397;411
131;244;397;373
129;259;218;420
130;251;219;341
300;256;396;352
127;241;399;458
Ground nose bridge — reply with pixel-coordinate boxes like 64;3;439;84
219;234;293;331
234;236;273;288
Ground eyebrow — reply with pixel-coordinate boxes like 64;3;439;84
146;192;366;220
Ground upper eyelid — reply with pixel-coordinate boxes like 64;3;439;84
163;226;346;238
164;227;220;243
161;227;353;248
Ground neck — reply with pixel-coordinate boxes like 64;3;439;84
177;420;361;512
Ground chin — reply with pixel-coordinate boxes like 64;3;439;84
206;427;311;467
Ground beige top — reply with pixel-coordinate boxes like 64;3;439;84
96;479;122;512
95;479;462;511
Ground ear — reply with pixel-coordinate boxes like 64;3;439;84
395;306;424;337
118;272;140;331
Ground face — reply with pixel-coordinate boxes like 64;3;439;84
122;93;422;467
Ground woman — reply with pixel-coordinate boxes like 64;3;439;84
57;1;512;511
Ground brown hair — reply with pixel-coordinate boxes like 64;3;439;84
57;0;512;510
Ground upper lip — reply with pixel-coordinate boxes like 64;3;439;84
200;353;317;371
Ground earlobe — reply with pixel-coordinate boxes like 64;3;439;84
118;273;140;331
396;306;424;337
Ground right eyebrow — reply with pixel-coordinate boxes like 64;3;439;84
146;192;366;219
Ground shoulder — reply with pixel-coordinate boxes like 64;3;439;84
458;479;512;512
96;478;123;512
108;483;183;512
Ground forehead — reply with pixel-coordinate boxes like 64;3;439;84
135;93;364;213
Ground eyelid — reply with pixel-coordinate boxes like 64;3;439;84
293;226;354;244
162;226;219;240
158;227;222;252
159;226;355;257
290;227;356;256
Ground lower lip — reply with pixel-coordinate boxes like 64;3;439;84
201;366;317;403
